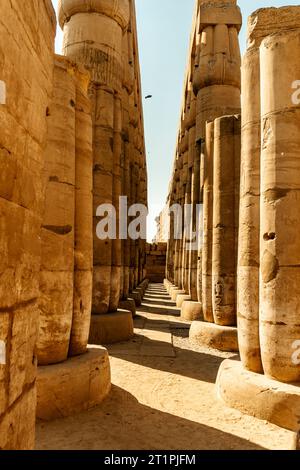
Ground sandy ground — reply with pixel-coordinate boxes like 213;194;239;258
36;284;295;450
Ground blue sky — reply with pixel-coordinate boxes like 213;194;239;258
52;0;299;240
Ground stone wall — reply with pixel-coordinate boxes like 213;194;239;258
146;243;167;283
0;0;56;450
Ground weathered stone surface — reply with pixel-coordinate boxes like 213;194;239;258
89;310;134;345
190;321;238;352
0;0;55;449
181;301;203;322
119;299;137;317
237;46;262;374
176;294;191;309
236;7;300;376
69;67;93;357
202;121;215;323
146;243;167;283
0;385;36;450
216;359;300;432
260;30;300;383
171;289;186;302
165;2;242;353
212;115;240;327
37;347;111;421
59;0;147;316
38;58;76;366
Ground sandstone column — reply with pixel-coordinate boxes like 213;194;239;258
179;0;242;324
212;115;241;327
69;67;93;356
59;0;130;316
195;0;242;143
260;30;300;383
38;58;76;366
202;121;215;323
216;7;300;432
196;2;241;319
188;94;199;302
237;6;300;375
0;0;55;449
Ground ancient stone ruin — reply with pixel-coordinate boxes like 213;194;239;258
0;0;300;452
165;1;300;434
0;0;147;449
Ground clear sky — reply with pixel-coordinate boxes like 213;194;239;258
52;0;300;240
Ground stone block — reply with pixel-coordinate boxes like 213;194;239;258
37;347;111;421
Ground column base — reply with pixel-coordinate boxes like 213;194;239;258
171;289;186;302
0;385;36;450
176;294;191;308
130;291;142;306
190;321;238;352
166;283;176;294
216;359;300;432
89;310;134;345
139;279;149;293
37;347;111;421
181;301;203;321
119;299;137;317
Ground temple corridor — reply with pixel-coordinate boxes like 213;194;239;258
36;284;293;451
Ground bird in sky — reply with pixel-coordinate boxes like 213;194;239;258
145;95;153;99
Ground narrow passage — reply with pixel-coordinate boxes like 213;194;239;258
36;284;293;450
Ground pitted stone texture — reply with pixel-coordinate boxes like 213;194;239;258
119;299;137;317
0;0;55;450
216;359;300;432
37;347;111;421
181;301;203;322
171;289;186;302
130;291;142;307
89;311;134;345
190;321;238;352
176;295;191;309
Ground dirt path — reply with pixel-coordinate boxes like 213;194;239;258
36;284;294;450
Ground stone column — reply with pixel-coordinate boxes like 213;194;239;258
202;121;215;323
260;30;300;383
69;67;93;357
59;0;129;312
110;95;123;312
212;115;241;327
188;144;200;302
187;92;199;302
194;0;242;143
0;0;55;449
181;131;190;295
38;57;76;366
237;28;263;374
238;6;300;375
59;0;135;344
181;0;242;325
216;7;300;432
